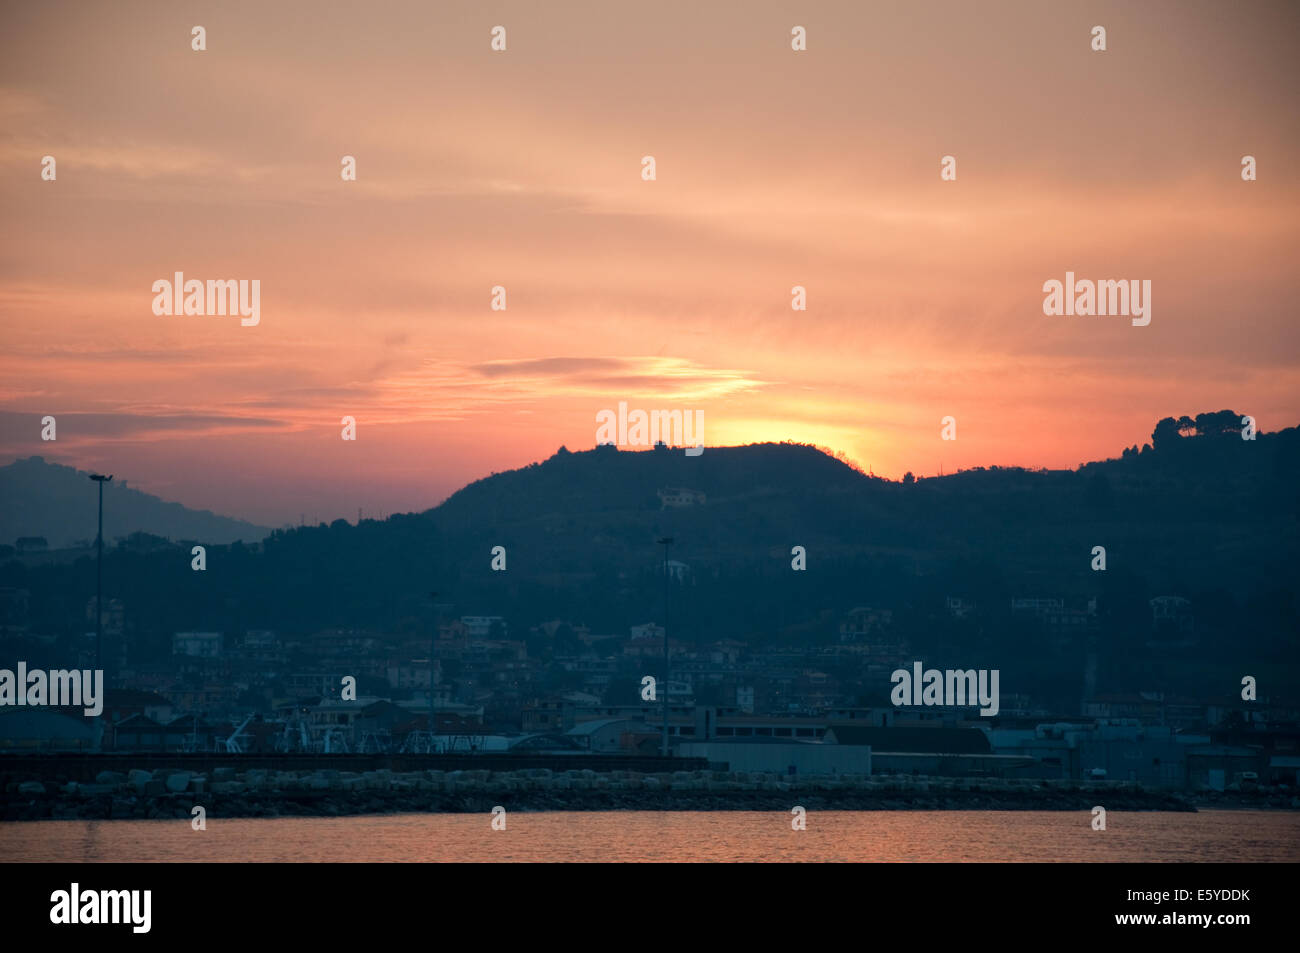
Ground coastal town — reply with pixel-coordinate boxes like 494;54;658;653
3;585;1296;801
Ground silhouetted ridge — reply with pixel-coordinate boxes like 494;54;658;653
0;456;271;549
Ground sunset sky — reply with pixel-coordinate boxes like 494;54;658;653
2;0;1297;527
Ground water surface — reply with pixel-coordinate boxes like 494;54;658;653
4;809;1295;862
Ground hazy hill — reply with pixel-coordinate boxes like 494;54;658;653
0;456;271;549
424;427;1299;589
1;422;1295;673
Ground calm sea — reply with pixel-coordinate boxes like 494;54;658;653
2;810;1296;862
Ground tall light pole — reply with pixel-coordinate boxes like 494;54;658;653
88;473;112;754
88;474;112;672
428;590;439;753
656;537;673;757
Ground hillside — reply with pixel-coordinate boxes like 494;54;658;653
0;456;272;550
423;429;1299;589
0;422;1295;672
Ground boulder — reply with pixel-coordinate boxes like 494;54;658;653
95;770;127;785
110;797;134;816
165;771;193;793
75;783;116;797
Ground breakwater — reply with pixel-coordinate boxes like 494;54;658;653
6;765;1276;821
0;751;705;781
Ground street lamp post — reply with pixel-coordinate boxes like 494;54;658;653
88;474;112;671
88;473;112;754
656;537;673;757
428;591;439;753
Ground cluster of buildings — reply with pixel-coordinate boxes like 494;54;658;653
1;591;1295;791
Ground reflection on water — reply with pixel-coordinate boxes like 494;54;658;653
79;819;102;862
2;810;1296;863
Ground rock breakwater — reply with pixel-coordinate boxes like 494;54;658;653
5;767;1273;821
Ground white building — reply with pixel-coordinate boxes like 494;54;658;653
172;631;222;658
460;615;507;638
657;487;706;508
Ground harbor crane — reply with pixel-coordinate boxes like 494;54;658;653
221;713;254;753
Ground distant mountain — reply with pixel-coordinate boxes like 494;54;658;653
0;456;271;549
1;422;1296;672
421;426;1300;589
